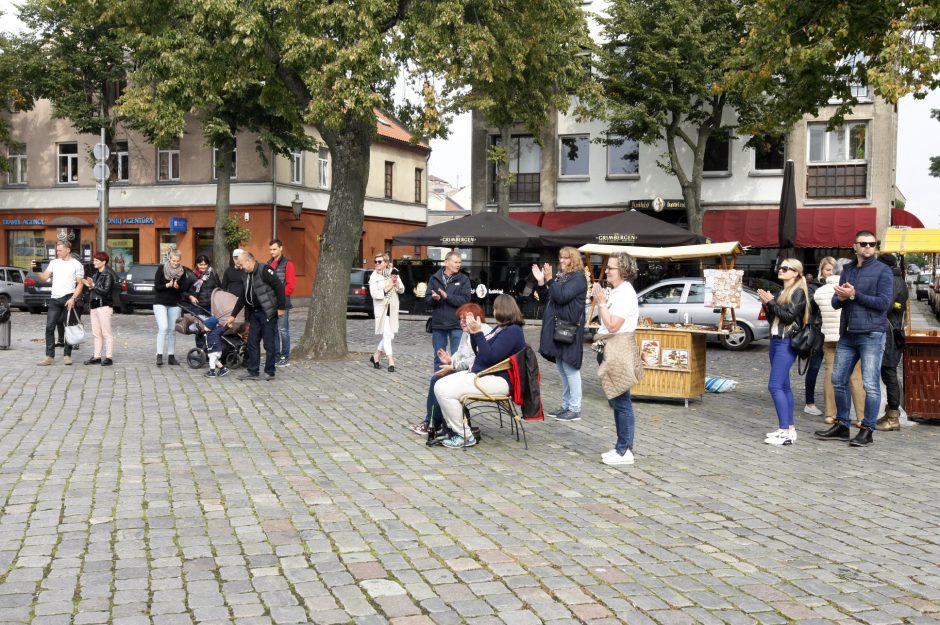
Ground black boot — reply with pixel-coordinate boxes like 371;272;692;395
167;355;179;365
850;426;874;447
156;354;163;366
814;422;850;441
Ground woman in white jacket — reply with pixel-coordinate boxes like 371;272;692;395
369;253;405;372
814;258;866;425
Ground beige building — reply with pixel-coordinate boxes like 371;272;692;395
1;101;430;296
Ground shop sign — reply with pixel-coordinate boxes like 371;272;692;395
108;239;134;247
630;198;686;210
440;236;476;245
3;218;45;225
95;217;156;225
169;217;188;232
596;233;638;244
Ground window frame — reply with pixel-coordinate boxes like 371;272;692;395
751;136;786;175
384;161;393;199
606;134;640;178
212;146;238;180
486;134;542;205
157;146;181;182
318;148;329;189
807;121;868;164
7;145;26;185
558;134;591;179
115;140;129;182
57;142;79;184
414;167;423;203
290;149;303;184
702;132;732;177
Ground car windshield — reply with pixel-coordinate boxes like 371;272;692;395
918;274;932;284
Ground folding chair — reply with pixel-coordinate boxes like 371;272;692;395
460;358;528;449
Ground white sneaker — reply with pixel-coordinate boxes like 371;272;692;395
803;404;823;416
602;449;635;465
765;428;786;439
765;430;794;446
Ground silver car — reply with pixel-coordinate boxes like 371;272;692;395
0;266;29;311
636;278;770;350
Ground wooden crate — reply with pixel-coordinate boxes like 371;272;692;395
904;331;940;420
632;329;706;400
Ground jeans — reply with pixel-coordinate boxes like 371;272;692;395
45;295;76;357
832;332;886;430
276;309;290;360
153;304;181;356
425;373;447;424
432;328;464;371
768;337;798;429
803;348;824;405
206;325;227;354
246;308;278;375
609;390;636;455
556;360;582;413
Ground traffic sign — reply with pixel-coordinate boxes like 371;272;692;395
93;143;110;161
93;163;111;181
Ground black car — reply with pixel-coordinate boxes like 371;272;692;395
120;264;162;313
24;260;52;314
915;272;932;301
347;268;375;317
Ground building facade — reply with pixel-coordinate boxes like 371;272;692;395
1;101;430;297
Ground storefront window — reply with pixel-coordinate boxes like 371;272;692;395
195;228;214;260
158;229;179;262
8;230;44;268
107;230;140;276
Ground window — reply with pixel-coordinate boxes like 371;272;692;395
753;136;785;172
806;122;869;199
607;135;639;176
318;148;329;188
384;161;393;199
58;143;79;184
107;231;140;274
644;284;684;304
559;135;590;177
6;268;24;284
157;230;178;261
686;283;706;304
290;149;303;184
7;146;26;185
158;143;180;181
8;230;44;268
414;168;423;203
487;135;542;204
115;141;129;181
703;132;731;174
195;228;214;260
212;146;237;180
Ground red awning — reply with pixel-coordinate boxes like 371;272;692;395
891;208;925;228
509;212;544;227
540;210;620;231
704;207;879;248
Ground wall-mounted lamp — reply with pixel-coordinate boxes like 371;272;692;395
291;193;303;219
243;212;250;222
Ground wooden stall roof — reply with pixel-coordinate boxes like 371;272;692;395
882;228;940;254
578;241;743;260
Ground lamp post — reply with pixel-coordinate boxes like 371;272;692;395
291;193;303;219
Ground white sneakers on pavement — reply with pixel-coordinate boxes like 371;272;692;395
601;449;635;465
765;429;796;446
803;404;823;416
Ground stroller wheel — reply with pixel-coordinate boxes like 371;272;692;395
187;348;207;369
224;350;243;369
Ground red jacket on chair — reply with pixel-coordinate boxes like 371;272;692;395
508;346;543;420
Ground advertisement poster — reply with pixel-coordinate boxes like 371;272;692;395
661;348;690;370
108;238;134;277
640;340;661;367
703;269;744;308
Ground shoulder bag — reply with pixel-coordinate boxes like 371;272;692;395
64;307;88;346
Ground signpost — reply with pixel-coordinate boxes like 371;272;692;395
94;130;109;251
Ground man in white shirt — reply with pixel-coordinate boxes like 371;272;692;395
33;241;84;365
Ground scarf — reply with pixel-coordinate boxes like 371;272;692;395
193;267;212;293
163;260;184;281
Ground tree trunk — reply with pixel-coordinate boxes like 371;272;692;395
293;116;373;360
213;136;234;270
496;126;511;215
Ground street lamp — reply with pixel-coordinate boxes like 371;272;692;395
291;193;303;219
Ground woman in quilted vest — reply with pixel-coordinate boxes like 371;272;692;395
757;259;809;446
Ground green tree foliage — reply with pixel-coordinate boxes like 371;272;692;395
736;0;940;128
0;25;32;173
931;110;940;179
589;0;765;235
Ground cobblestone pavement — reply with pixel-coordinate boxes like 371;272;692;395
1;306;939;625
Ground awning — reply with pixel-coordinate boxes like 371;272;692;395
579;241;743;261
882;228;940;254
509;212;543;227
703;207;879;248
891;208;925;228
540;210;620;231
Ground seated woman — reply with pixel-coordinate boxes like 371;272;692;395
411;302;491;436
433;294;527;449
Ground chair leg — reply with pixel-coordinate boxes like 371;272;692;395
521;421;527;449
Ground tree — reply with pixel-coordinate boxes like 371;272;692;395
403;0;591;214
735;0;940;128
117;0;312;270
0;26;31;174
589;0;768;235
931;110;940;179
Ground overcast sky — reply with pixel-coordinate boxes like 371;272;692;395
3;3;937;228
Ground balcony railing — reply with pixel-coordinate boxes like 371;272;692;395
806;163;868;199
488;172;540;204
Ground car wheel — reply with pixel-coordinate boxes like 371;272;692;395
121;304;134;314
721;324;753;351
0;294;9;306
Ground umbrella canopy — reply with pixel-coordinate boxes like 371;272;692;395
392;211;552;248
778;159;797;257
541;210;706;247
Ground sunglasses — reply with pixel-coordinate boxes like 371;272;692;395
855;241;879;248
374;259;385;264
778;266;794;272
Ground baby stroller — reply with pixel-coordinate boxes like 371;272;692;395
176;289;248;369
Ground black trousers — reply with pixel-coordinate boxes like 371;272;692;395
46;295;78;357
246;308;278;375
881;364;902;410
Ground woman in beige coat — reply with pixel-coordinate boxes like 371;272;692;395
369;253;405;372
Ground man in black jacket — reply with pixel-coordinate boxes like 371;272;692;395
425;251;472;370
221;248;246;298
227;252;286;380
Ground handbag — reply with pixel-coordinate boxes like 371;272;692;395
64;308;88;346
553;317;579;344
790;322;822;359
425;317;433;333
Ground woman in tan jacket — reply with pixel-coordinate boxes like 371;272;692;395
369;253;405;372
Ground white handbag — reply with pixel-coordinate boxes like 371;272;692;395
64;307;87;346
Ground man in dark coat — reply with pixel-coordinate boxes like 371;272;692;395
425;251;472;371
228;252;286;381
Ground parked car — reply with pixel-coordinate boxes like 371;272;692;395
635;277;771;350
0;265;30;311
915;272;933;301
24;260;52;314
347;268;375;317
928;274;940;316
119;264;162;313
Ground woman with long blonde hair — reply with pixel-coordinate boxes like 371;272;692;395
757;259;809;446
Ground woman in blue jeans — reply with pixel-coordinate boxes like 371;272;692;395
757;259;809;446
153;250;190;366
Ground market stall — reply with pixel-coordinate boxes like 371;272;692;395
882;227;940;420
579;241;744;406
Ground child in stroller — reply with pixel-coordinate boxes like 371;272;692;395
176;289;248;375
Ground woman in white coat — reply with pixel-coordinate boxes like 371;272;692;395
369;253;405;372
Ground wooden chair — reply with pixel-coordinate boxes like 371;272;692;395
460;357;528;449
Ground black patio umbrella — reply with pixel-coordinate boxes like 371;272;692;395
778;159;797;263
392;211;551;248
540;209;706;247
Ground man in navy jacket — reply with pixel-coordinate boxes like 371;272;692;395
425;251;472;370
815;230;894;447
